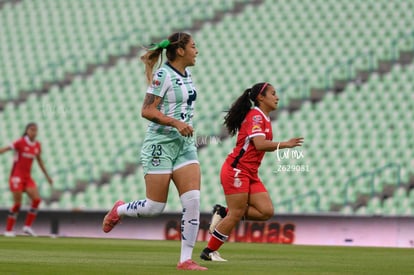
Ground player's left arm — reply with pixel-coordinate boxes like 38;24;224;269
36;154;53;185
0;146;12;154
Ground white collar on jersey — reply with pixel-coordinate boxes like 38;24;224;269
24;135;36;146
254;106;271;122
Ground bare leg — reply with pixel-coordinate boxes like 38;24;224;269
245;192;274;221
215;193;249;236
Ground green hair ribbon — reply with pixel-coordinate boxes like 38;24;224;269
149;39;171;50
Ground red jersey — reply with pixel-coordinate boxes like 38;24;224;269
9;136;41;178
226;107;273;173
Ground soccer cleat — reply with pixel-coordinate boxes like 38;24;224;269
102;200;125;233
177;259;208;271
208;204;227;234
200;250;228;262
4;231;16;237
22;226;37;237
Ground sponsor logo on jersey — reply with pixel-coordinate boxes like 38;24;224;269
156;71;164;78
252;125;262;133
265;128;270;133
22;152;36;159
152;79;161;87
175;79;183;86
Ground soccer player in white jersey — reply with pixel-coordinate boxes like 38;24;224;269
102;32;207;271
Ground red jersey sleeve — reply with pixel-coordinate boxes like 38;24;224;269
245;111;266;138
10;138;23;152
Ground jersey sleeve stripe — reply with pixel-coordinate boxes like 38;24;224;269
248;133;266;138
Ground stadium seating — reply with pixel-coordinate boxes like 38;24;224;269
71;63;413;213
0;0;243;100
0;0;413;215
191;0;414;136
245;62;413;214
0;58;148;194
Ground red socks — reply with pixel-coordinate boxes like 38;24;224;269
24;198;41;227
207;229;228;252
6;203;21;232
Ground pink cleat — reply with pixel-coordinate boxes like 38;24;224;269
102;200;124;233
177;259;208;271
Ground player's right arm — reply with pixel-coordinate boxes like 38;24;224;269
141;94;193;137
252;136;304;151
141;68;193;137
0;146;12;154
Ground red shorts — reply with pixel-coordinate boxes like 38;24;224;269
9;175;37;192
220;161;267;195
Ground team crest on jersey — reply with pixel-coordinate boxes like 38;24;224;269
252;125;262;132
234;177;242;188
11;177;21;184
252;115;262;123
24;147;29;151
151;157;161;167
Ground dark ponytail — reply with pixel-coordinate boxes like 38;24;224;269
22;122;37;137
224;82;269;136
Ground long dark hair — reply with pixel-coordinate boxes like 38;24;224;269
22;122;37;137
224;82;269;136
141;32;192;84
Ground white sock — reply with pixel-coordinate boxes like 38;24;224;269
179;190;200;263
117;198;166;217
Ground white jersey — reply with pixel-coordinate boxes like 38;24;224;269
146;62;197;134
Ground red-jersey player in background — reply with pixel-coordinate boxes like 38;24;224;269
0;122;53;237
200;83;303;261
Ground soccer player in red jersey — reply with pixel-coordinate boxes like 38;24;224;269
200;83;303;261
0;122;53;237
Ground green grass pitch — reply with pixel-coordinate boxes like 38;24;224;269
0;237;412;275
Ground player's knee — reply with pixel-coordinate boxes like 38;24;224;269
10;203;21;213
261;208;274;220
145;198;166;216
227;207;246;221
180;190;200;208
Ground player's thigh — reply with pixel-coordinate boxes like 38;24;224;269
171;141;200;196
172;163;200;196
144;173;172;202
248;191;274;218
11;191;23;204
25;178;40;200
225;192;249;219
